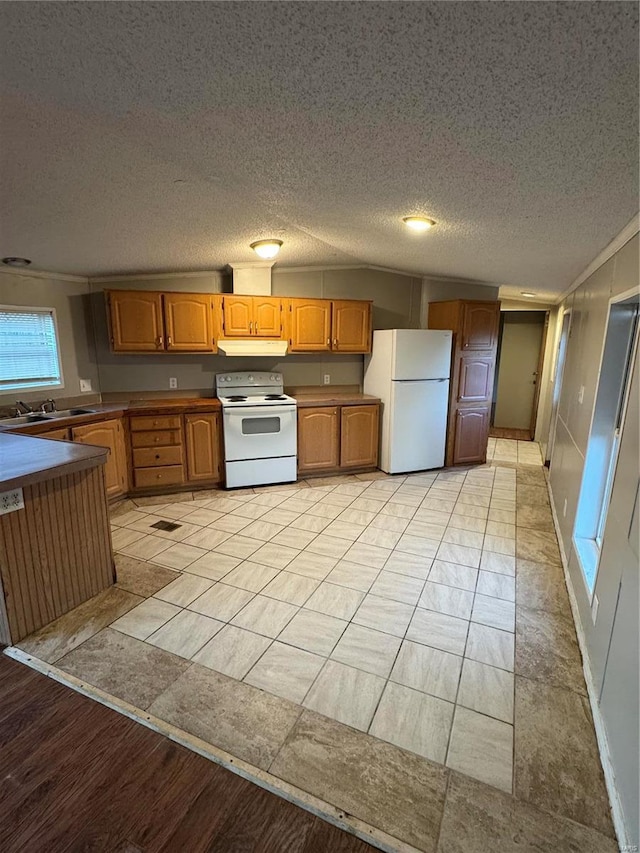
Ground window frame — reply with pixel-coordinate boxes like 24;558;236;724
0;304;65;393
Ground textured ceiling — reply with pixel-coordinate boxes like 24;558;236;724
0;2;637;298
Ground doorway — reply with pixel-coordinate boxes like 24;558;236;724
491;311;548;439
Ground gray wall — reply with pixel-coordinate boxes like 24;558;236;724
548;231;639;844
0;270;100;405
91;267;424;394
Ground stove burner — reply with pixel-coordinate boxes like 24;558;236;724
264;394;286;400
226;395;247;402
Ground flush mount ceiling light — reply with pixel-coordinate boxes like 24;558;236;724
1;256;32;267
520;291;537;298
250;239;283;259
402;216;436;232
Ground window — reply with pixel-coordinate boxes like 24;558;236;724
573;290;639;595
0;306;64;392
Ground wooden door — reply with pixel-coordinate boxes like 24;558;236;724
72;419;128;497
289;299;332;352
297;407;340;471
331;301;372;353
457;356;495;402
184;413;222;482
453;407;489;464
163;293;215;352
253;297;282;337
461;302;500;350
223;296;252;336
107;291;164;352
340;405;379;468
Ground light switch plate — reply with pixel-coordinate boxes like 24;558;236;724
578;385;585;404
0;488;24;515
79;379;92;393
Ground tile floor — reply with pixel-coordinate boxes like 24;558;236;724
106;442;542;793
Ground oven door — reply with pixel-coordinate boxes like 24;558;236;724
222;405;297;461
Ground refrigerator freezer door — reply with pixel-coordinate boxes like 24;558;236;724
392;329;452;381
382;379;450;473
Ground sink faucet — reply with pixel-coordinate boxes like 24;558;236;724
39;399;57;413
15;401;33;414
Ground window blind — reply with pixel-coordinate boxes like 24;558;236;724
0;307;63;390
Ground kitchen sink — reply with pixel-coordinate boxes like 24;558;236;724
48;408;97;418
0;414;54;426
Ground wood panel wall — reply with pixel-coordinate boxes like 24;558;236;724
0;465;114;644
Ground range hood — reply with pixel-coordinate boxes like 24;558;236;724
217;339;288;357
219;260;288;356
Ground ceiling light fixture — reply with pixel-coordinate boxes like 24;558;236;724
250;239;283;260
402;216;436;232
1;256;32;267
520;291;537;298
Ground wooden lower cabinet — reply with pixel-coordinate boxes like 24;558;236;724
71;419;128;497
298;404;379;474
41;427;71;441
184;413;222;482
341;405;379;468
297;407;340;472
453;407;490;464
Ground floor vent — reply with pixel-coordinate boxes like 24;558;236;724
150;520;181;532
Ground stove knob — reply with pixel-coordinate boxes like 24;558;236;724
248;375;254;381
270;374;276;381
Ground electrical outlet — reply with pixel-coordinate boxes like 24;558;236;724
578;385;585;404
562;498;567;517
79;379;92;393
169;377;178;389
323;374;331;385
592;594;599;624
0;488;24;515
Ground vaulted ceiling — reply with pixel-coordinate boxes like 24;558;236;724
1;1;637;299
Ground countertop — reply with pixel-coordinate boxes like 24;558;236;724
294;392;380;408
0;433;109;491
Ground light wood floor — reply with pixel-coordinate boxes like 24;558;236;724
0;653;374;853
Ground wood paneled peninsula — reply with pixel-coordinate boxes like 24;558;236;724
0;433;114;644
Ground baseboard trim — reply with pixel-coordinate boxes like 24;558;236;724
546;478;630;849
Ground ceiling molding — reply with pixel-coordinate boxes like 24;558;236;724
555;213;640;305
90;269;228;283
0;267;88;284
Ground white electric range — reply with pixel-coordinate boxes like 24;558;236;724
215;371;297;488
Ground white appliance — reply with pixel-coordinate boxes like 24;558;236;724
216;371;297;488
364;329;452;473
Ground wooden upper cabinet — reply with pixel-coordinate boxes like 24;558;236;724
331;301;372;353
289;299;332;352
107;291;164;352
461;302;500;350
223;296;252;336
222;296;282;338
297;407;340;471
184;413;222;482
71;418;128;497
163;293;215;352
253;297;282;337
340;405;379;468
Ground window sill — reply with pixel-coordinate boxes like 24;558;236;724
573;536;600;597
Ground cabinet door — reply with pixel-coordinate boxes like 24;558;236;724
223;296;252;337
340;405;379;468
461;302;500;350
297;407;340;471
42;427;71;441
72;419;128;497
457;356;495;402
253;297;282;337
163;293;215;352
184;413;222;482
107;291;164;352
453;407;489;464
332;301;372;353
289;299;332;352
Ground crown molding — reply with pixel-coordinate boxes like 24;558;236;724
0;266;88;283
555;213;640;305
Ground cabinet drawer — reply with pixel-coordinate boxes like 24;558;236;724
134;465;184;489
131;429;182;448
130;415;181;431
132;446;183;468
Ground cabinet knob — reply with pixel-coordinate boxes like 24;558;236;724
156;336;163;348
327;338;330;346
154;437;159;443
155;454;160;460
333;338;338;347
156;474;161;479
167;336;172;346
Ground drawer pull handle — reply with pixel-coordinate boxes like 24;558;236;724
156;336;163;348
154;437;159;443
156;474;161;479
167;336;172;346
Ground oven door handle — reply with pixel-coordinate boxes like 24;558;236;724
223;405;296;419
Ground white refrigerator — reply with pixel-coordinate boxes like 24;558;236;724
364;329;452;473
